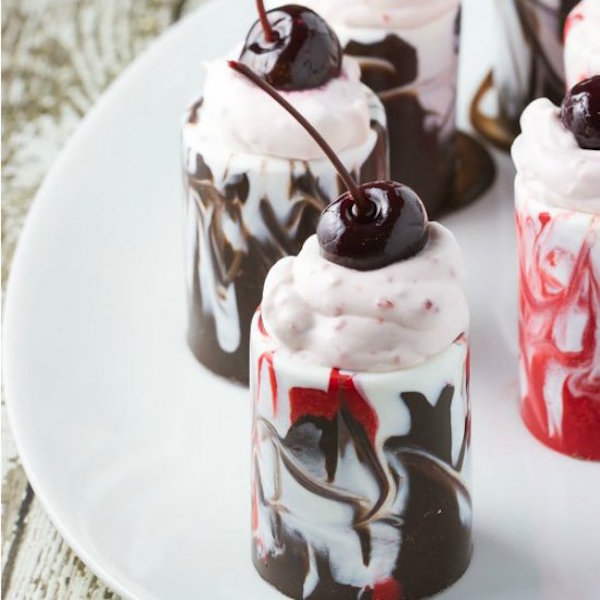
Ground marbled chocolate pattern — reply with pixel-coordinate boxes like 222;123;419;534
496;0;578;125
182;98;387;384
251;315;472;599
343;18;459;218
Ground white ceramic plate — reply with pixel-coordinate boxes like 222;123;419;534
4;0;600;598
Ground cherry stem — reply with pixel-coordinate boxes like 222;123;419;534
256;0;275;43
228;60;368;214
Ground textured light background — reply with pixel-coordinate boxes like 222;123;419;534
2;1;205;596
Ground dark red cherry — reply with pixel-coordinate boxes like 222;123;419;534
560;75;600;150
317;182;430;271
239;4;342;91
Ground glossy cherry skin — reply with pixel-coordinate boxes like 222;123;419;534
560;76;600;150
239;5;342;91
317;181;430;271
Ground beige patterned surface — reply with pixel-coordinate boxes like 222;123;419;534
1;1;204;596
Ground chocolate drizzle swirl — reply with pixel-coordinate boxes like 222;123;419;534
346;35;417;93
183;103;387;384
396;384;469;471
252;354;472;599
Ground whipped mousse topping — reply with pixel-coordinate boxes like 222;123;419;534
261;223;469;372
300;0;461;29
565;0;600;88
193;55;371;161
512;99;600;215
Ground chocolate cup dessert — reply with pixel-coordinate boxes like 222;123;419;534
249;189;473;597
471;0;578;150
241;49;473;595
182;96;387;385
293;0;494;218
251;313;472;599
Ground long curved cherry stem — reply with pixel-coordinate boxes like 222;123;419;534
256;0;275;43
228;60;368;214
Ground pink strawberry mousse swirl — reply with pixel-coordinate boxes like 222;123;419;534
196;55;371;161
301;0;460;29
261;223;469;372
511;99;600;215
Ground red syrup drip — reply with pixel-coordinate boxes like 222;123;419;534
289;368;379;445
516;209;600;460
258;352;278;417
466;346;471;391
367;577;402;600
455;333;471;391
564;11;583;42
257;312;268;336
289;386;338;422
463;343;472;448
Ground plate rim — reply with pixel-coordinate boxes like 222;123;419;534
8;1;598;598
1;2;228;598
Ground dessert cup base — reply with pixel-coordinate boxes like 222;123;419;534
521;403;600;462
451;130;496;213
252;543;473;600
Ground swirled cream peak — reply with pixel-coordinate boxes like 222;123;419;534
511;99;600;215
299;0;460;29
194;55;370;160
261;224;469;372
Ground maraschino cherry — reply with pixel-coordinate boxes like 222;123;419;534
228;60;430;271
317;183;429;270
560;75;600;150
239;1;342;91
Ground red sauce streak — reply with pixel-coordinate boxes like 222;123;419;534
257;311;267;336
289;386;338;422
367;577;402;600
516;208;600;460
465;344;471;391
251;483;259;532
257;352;278;416
564;12;583;41
289;368;379;445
